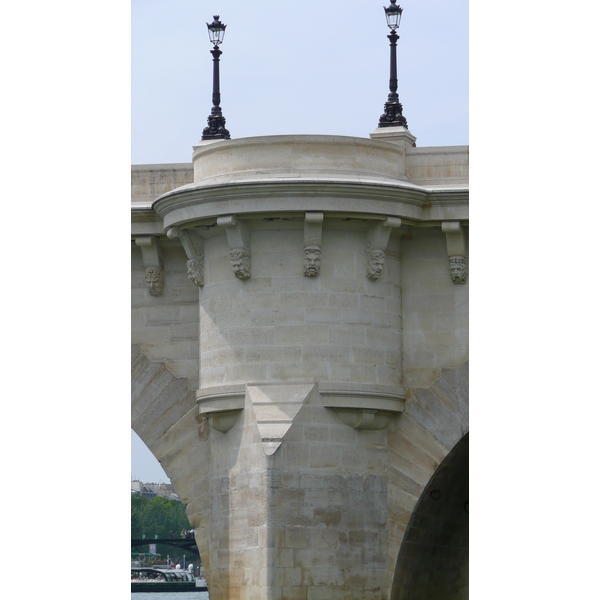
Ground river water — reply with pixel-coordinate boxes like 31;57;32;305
131;593;209;600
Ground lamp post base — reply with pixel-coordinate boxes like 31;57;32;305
378;93;408;129
202;103;230;141
202;111;230;140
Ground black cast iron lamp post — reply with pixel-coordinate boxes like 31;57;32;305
378;1;408;128
202;15;231;140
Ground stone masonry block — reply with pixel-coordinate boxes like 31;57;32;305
393;415;449;464
328;293;359;310
372;312;398;329
301;345;351;363
433;347;469;368
376;365;401;386
269;361;329;381
226;363;268;383
342;311;373;325
132;325;172;346
141;340;198;362
215;310;253;331
328;325;366;346
165;359;198;379
144;306;181;324
228;327;275;347
275;325;328;345
251;308;305;327
294;548;335;569
359;295;385;312
201;347;245;368
178;304;199;323
303;308;343;324
285;528;307;549
245;346;302;364
310;446;341;469
284;444;311;470
169;323;199;340
284;567;304;587
279;292;329;309
341;447;367;471
282;585;308;600
200;329;230;350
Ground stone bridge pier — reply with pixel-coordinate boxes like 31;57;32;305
131;130;469;600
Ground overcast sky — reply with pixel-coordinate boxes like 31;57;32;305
131;0;468;483
132;0;468;166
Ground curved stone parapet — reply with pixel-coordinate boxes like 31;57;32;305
191;135;410;186
151;135;468;231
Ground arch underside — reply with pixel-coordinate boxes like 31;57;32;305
391;432;469;600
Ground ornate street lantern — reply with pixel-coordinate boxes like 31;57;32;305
206;15;226;46
384;0;403;30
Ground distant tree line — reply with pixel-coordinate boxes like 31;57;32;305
131;494;196;562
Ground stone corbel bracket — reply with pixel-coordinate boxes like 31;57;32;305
365;217;402;280
217;215;251;280
303;212;323;277
135;236;164;296
167;227;205;287
319;383;405;430
196;384;246;433
441;221;468;284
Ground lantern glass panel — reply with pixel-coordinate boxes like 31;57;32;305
207;21;225;45
385;7;402;30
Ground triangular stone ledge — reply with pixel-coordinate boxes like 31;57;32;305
247;383;315;455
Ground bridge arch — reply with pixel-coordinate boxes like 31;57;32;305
386;361;469;599
391;432;468;599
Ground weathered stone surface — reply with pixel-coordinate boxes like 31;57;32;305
132;135;468;599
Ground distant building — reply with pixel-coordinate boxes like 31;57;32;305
131;479;181;502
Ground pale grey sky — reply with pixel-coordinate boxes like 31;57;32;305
131;0;468;483
132;0;468;165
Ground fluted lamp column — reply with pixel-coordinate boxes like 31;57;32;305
202;15;231;140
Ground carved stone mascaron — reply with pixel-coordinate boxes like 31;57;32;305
229;247;251;280
144;267;164;296
448;256;467;285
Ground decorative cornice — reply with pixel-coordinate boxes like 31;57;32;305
319;383;405;430
151;179;467;233
131;208;164;236
196;385;246;433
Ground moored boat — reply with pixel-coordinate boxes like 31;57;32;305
131;567;208;593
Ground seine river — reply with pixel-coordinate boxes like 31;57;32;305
131;593;208;600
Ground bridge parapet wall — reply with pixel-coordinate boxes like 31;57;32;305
132;163;193;205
